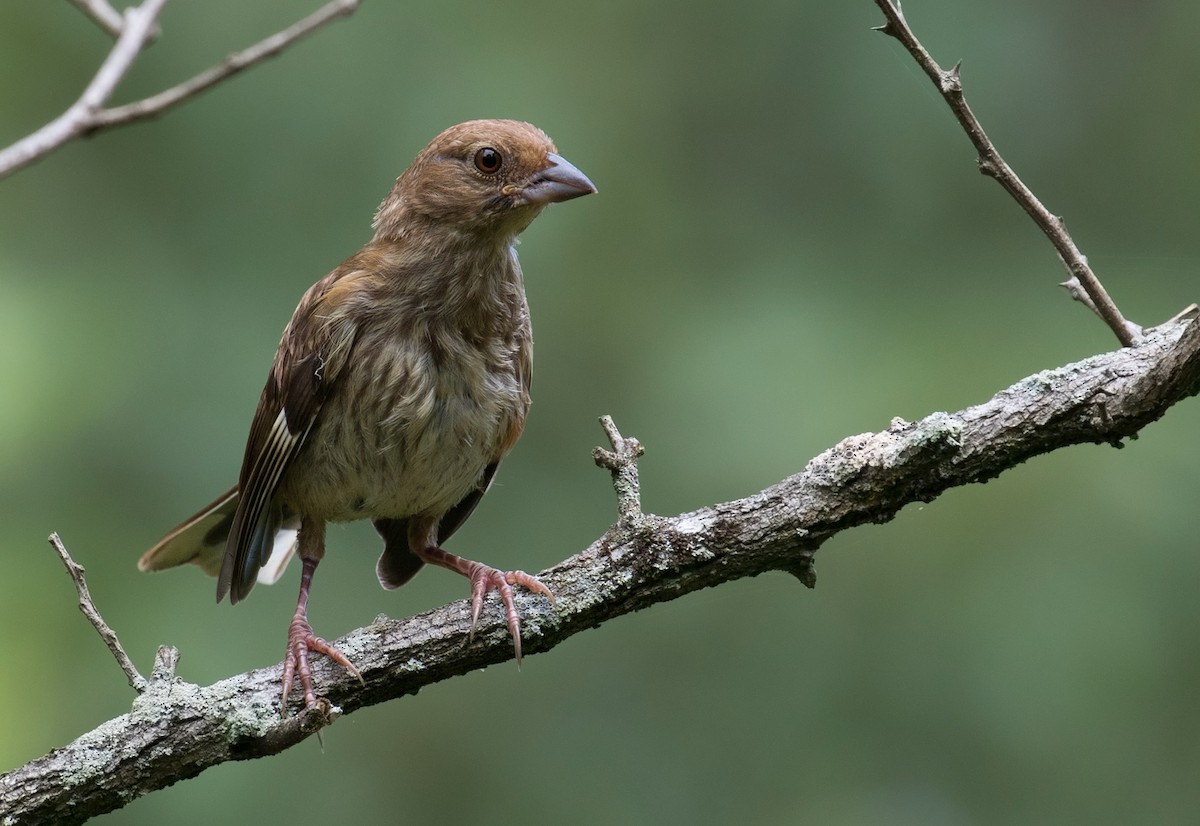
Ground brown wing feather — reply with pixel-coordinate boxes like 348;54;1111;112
216;266;363;603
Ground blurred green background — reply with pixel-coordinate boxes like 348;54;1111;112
2;1;1198;823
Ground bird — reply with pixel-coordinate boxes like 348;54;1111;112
139;119;595;710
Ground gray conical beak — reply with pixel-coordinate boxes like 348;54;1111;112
517;152;597;206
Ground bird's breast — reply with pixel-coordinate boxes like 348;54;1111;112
281;319;529;522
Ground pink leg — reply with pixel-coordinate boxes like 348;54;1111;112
280;521;361;711
408;520;555;662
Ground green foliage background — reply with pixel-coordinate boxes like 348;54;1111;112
2;1;1198;823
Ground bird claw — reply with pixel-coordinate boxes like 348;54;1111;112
466;565;555;663
280;611;361;713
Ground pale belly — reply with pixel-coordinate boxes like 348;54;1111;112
279;335;526;523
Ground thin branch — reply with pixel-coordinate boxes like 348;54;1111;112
4;321;1200;824
0;0;361;180
0;0;166;179
75;0;162;114
47;533;147;693
872;0;1141;346
68;0;161;42
92;0;362;129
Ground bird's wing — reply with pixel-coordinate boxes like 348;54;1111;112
217;268;363;603
437;459;504;544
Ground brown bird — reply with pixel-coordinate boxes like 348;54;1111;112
139;119;595;709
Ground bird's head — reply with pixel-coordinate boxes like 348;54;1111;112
373;119;596;242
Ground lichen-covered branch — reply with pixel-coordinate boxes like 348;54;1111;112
593;414;646;523
3;320;1198;824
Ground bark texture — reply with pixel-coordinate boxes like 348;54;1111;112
3;321;1199;824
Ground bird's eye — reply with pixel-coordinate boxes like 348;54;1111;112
473;147;502;174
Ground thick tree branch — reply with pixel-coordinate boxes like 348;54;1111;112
0;0;360;180
872;0;1143;344
4;5;1197;823
4;321;1199;824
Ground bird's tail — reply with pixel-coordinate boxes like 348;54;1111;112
138;486;297;587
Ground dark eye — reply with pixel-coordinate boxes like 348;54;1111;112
473;147;502;174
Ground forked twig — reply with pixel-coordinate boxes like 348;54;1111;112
592;415;646;523
0;0;360;180
92;0;361;130
68;0;161;42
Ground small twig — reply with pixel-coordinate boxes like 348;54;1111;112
0;0;361;180
92;0;361;130
68;0;162;42
1059;274;1100;315
872;0;1139;346
592;415;646;523
150;645;180;684
1146;303;1200;332
48;532;147;692
0;0;166;179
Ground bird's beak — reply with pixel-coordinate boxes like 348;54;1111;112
517;153;597;206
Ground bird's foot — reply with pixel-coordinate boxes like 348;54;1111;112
280;608;361;712
466;563;555;663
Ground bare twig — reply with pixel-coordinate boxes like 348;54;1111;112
6;323;1200;823
592;415;645;523
872;0;1141;346
48;533;147;692
92;0;361;129
0;0;166;179
0;0;361;180
68;0;161;42
1148;302;1200;331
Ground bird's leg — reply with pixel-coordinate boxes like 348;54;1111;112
408;519;555;663
280;518;361;711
